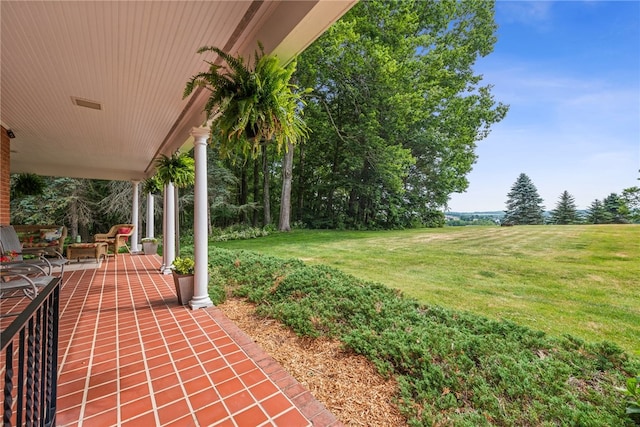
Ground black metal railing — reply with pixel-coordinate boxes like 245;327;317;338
2;278;60;427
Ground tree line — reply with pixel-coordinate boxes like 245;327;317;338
291;0;507;229
502;173;640;225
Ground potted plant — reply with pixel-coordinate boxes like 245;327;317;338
141;237;159;255
172;256;195;305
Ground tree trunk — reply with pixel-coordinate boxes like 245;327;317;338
326;138;342;225
252;157;260;227
262;144;271;226
295;143;305;222
239;163;248;224
69;202;79;241
279;142;294;231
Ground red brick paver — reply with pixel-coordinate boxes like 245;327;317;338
3;253;342;426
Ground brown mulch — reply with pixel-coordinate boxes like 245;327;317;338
218;298;407;426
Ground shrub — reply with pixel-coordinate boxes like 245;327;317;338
622;374;640;424
208;266;227;305
210;226;270;242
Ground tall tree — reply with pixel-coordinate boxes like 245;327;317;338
586;199;607;224
261;144;272;226
278;142;294;231
205;146;245;231
52;178;97;241
295;0;507;228
602;192;629;224
10;176;99;240
621;186;640;223
550;190;579;224
503;173;545;225
98;181;133;221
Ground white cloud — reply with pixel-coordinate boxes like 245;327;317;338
449;71;639;211
496;1;554;31
498;1;553;24
479;58;639;133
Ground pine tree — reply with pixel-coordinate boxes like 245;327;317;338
622;186;640;223
503;173;545;225
586;199;607;224
550;190;579;224
602;193;629;224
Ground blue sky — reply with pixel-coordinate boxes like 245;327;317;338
448;0;640;212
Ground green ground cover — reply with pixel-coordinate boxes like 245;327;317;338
206;243;639;426
212;225;639;356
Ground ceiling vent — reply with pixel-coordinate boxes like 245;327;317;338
71;96;102;110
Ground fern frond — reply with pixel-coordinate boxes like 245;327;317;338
185;42;311;159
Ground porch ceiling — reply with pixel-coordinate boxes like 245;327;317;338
1;0;355;182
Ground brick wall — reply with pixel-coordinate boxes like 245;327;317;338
0;126;10;225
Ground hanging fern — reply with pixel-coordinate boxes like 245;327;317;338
154;152;195;188
142;174;163;195
10;173;45;198
184;42;310;160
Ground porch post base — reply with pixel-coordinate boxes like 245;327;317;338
189;296;214;310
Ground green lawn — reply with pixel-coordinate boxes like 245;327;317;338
212;225;640;356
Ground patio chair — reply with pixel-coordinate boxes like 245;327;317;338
0;263;54;301
94;224;134;257
0;225;68;278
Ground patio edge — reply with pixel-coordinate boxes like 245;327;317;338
203;305;344;427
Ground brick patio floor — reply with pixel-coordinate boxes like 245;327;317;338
2;253;341;426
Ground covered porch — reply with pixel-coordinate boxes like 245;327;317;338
1;2;356;424
0;0;356;311
1;254;340;426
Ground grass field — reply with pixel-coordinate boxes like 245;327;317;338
212;224;639;356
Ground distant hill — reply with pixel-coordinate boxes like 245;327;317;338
448;210;590;220
447;211;505;217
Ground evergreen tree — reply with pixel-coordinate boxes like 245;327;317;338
10;176;106;241
586;199;607;224
621;186;640;223
550;190;579;224
503;173;545;225
602;192;629;224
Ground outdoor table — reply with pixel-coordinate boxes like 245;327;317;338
66;242;108;262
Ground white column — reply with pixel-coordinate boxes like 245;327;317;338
146;193;154;238
174;188;180;256
189;127;213;309
160;188;166;272
162;182;176;274
131;180;140;253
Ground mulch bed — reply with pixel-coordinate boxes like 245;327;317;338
219;298;407;426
